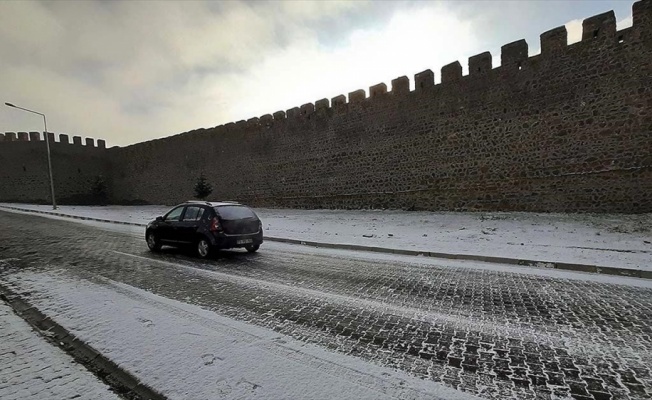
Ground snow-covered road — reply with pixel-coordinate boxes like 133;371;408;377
3;272;471;400
1;210;651;399
3;203;651;271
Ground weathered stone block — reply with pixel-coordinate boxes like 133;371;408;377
582;11;616;41
348;89;366;103
213;125;226;135
441;62;462;83
541;26;567;54
286;107;300;118
315;98;329;110
300;103;315;115
414;70;434;90
469;52;492;75
259;114;273;124
331;95;346;107
391;76;410;94
369;83;387;97
633;0;652;28
501;39;528;69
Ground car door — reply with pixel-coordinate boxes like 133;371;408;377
177;206;205;243
159;206;185;243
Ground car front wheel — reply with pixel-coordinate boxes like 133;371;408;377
146;232;161;252
197;238;212;259
246;244;260;253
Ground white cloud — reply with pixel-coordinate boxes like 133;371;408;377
565;19;583;44
617;15;633;29
0;1;475;146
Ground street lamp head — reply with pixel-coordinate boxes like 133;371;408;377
3;100;55;209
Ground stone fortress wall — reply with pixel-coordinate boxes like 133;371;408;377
0;133;110;204
2;1;651;212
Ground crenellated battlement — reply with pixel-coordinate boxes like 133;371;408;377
0;131;107;149
582;11;617;41
540;26;568;54
300;103;315;115
369;83;387;98
500;39;528;69
634;0;652;26
391;76;410;94
315;98;329;111
414;70;434;91
331;95;346;107
469;52;492;76
348;90;365;103
186;0;647;137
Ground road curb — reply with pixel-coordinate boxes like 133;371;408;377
264;237;648;279
0;283;167;400
0;204;648;280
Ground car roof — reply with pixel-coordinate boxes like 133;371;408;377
182;200;244;207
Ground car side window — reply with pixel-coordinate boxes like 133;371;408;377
164;206;184;222
183;206;204;221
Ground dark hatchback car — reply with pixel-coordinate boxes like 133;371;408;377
145;201;263;258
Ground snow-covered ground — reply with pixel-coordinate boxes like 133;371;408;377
0;301;120;400
2;270;478;400
1;203;651;271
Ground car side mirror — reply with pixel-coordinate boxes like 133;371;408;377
156;216;163;221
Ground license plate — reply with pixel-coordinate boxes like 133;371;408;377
237;239;253;245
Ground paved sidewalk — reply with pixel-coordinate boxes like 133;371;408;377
0;301;120;400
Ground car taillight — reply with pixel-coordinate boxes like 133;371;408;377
210;217;222;232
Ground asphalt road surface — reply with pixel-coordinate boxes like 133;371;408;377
0;210;650;400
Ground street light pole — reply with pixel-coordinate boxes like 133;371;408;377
5;102;57;210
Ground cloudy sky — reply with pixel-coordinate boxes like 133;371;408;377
0;0;634;147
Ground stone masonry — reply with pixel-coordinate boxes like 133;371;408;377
0;136;110;205
1;1;651;212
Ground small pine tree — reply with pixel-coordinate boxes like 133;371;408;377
194;173;213;200
90;175;108;205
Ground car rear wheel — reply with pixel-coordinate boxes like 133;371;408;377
245;244;260;253
197;238;212;259
146;232;161;252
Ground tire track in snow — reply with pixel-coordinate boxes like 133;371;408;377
112;250;573;349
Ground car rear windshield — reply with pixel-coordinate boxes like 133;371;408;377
214;205;256;220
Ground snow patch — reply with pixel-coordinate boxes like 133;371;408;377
5;270;480;400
